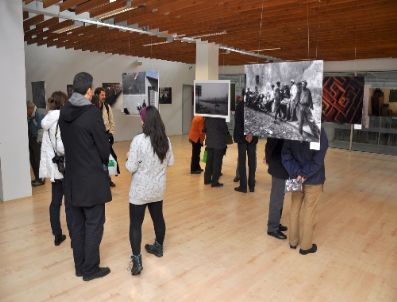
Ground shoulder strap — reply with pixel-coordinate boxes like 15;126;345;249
104;103;110;117
47;121;60;155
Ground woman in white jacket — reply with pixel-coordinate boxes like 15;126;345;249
39;91;71;246
126;106;174;276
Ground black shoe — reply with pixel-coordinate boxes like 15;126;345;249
299;244;317;255
32;179;45;187
267;230;287;240
199;168;204;172
131;255;143;276
54;234;66;246
234;187;247;193
109;180;116;187
83;267;111;281
289;244;297;249
204;181;211;185
191;170;201;174
76;270;83;277
233;176;240;182
249;187;255;192
211;182;223;188
145;240;163;257
279;224;288;232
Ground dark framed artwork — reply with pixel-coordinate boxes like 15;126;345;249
322;76;364;124
67;84;73;98
31;81;46;108
389;89;397;102
159;87;172;104
102;83;122;106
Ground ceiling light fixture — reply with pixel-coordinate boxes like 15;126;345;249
96;7;136;20
191;30;227;39
250;47;281;52
143;41;172;47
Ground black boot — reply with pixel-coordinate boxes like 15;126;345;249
54;234;66;246
131;255;143;275
145;240;163;257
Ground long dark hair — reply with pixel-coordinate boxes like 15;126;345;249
142;106;169;163
47;91;67;110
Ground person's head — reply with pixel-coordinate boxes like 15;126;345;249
271;84;275;89
301;80;307;88
26;100;35;117
276;81;280;87
94;87;106;103
73;72;93;101
91;94;100;109
47;91;67;110
140;106;169;163
291;79;295;84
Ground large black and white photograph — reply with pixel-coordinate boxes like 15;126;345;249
122;71;159;115
194;80;230;120
159;87;172;104
244;60;323;142
31;81;46;109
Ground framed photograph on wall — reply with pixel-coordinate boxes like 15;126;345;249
159;87;172;104
122;71;159;115
31;81;46;108
102;83;122;107
194;80;230;121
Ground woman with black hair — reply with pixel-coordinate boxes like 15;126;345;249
39;91;72;246
126;106;174;276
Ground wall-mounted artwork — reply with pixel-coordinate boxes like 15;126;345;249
67;84;73;98
103;83;122;107
244;60;323;143
31;81;46;108
322;76;364;124
122;71;159;115
194;80;230;120
389;89;397;102
366;87;397;117
159;87;172;104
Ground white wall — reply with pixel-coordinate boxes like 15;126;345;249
0;0;32;201
25;45;195;141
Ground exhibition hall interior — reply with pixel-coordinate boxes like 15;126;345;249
0;0;396;301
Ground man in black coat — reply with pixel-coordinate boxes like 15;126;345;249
233;99;258;193
265;138;289;240
204;117;228;187
59;72;112;281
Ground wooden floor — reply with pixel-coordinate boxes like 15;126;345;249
1;136;396;302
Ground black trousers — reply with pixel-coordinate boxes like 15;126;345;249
237;142;257;190
190;140;202;172
28;135;41;180
204;148;224;185
129;201;165;256
71;204;105;276
49;180;72;237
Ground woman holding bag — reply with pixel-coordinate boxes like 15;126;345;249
126;106;174;276
39;91;72;246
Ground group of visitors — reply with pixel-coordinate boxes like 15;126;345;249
188;91;328;255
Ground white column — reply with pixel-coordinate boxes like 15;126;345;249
195;41;219;80
0;1;32;201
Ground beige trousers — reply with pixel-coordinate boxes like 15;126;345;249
289;184;323;250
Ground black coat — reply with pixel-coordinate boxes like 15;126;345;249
204;118;228;149
265;138;289;179
233;101;258;144
59;101;112;207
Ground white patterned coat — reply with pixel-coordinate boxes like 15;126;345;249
126;134;174;205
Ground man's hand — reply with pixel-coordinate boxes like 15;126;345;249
245;133;253;143
296;175;306;183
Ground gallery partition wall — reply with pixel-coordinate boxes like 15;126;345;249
323;71;397;156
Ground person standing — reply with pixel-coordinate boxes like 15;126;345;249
126;106;174;276
188;115;205;174
233;97;258;193
27;100;45;186
273;81;283;121
281;127;328;255
288;80;298;121
298;80;320;138
265;138;288;239
95;87;119;187
39;91;72;246
203;117;228;187
59;72;112;281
